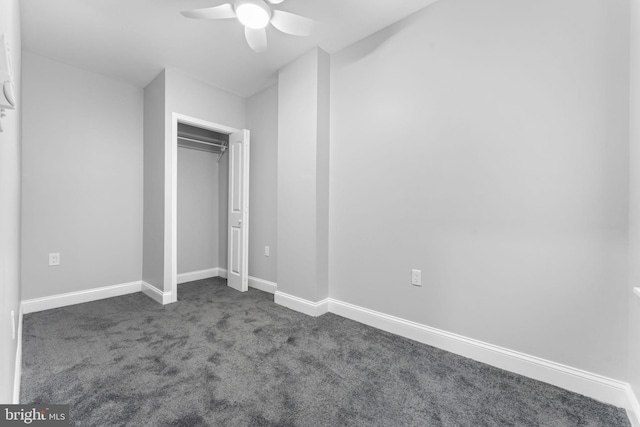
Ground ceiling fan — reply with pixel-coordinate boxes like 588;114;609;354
181;0;316;53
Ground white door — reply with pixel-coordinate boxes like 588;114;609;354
227;129;250;292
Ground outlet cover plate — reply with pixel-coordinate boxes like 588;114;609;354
411;269;421;286
49;252;60;266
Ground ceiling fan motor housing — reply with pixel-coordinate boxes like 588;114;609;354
234;0;272;29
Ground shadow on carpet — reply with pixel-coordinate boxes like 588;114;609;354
21;278;630;426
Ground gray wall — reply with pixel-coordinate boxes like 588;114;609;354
629;0;640;399
165;68;246;131
22;52;144;300
329;0;629;380
177;146;219;274
143;71;166;290
277;48;330;302
0;0;21;403
246;84;278;283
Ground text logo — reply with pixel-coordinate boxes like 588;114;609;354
0;405;69;426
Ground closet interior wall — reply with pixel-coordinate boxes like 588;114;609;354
177;123;229;277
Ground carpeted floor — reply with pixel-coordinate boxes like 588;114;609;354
21;278;629;426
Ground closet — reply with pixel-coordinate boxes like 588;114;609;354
176;123;229;282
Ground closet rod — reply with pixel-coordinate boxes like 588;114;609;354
177;136;227;149
178;144;221;154
178;130;227;145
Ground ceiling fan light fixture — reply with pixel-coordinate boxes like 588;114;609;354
235;2;271;30
182;0;315;54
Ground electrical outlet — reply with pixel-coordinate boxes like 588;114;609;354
265;246;270;257
49;252;60;266
411;269;422;287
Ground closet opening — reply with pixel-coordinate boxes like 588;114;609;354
176;123;229;295
168;113;250;303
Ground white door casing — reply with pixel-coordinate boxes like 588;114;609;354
227;129;250;292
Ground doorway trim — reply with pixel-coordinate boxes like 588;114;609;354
167;112;240;303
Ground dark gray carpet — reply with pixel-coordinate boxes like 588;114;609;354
21;278;629;426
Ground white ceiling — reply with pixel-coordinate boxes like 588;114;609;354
21;0;439;98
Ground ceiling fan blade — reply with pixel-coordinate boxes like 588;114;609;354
270;10;315;37
245;27;267;53
181;3;236;20
266;0;285;4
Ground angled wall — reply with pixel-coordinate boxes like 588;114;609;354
329;0;629;380
143;70;166;290
276;48;330;305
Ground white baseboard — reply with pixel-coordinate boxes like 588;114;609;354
22;281;142;314
141;282;173;305
177;268;220;284
177;267;276;295
274;291;329;317
626;384;640;427
328;298;631;415
178;268;275;294
248;276;277;294
19;270;266;313
13;303;23;404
